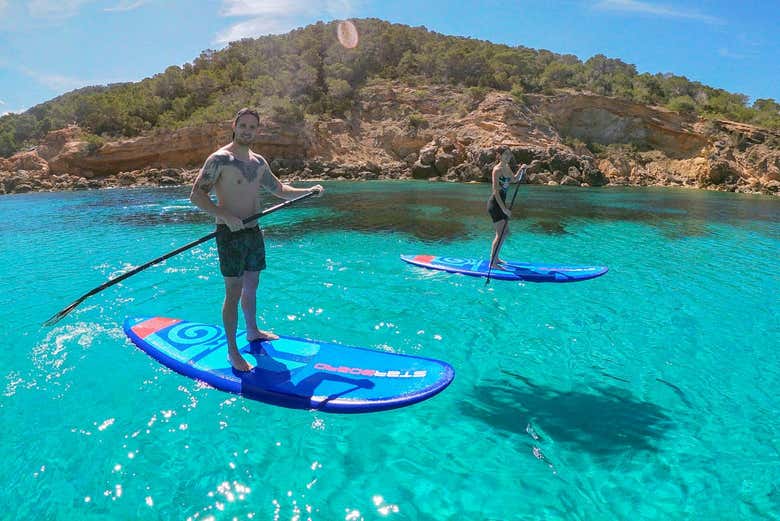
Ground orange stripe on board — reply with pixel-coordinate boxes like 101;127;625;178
132;317;181;339
415;255;435;263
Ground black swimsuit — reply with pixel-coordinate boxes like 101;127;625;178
487;175;511;223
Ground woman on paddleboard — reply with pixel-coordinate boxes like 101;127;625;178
487;148;526;269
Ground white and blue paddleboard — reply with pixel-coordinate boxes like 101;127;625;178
124;317;454;413
401;254;608;282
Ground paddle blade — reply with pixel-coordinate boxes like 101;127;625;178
43;298;84;327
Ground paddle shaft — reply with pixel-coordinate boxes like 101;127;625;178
43;190;317;326
486;168;525;285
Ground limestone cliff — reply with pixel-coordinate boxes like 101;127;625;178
1;81;778;195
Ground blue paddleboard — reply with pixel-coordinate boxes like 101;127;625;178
123;317;454;413
401;254;608;282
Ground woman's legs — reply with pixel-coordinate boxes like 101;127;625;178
490;220;509;267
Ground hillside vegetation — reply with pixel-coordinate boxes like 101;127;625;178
1;18;778;158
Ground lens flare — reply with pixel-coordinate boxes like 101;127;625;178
337;20;359;49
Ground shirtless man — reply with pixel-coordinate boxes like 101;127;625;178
190;108;323;371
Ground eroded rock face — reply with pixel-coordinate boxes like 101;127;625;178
0;150;49;174
45;121;306;176
542;94;709;159
1;82;778;195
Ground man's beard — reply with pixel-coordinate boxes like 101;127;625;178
234;134;254;146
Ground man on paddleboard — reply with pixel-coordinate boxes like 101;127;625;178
190;107;323;371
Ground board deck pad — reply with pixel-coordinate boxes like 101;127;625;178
401;254;608;282
124;317;454;413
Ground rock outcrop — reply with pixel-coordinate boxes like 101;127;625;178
1;81;778;195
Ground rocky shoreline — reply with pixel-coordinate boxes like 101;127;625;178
2;84;778;196
1;147;775;196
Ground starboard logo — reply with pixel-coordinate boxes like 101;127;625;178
314;362;427;378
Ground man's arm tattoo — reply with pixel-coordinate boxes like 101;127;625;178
257;162;283;195
196;157;223;192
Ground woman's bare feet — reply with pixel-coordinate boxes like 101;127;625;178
490;259;507;270
247;328;279;342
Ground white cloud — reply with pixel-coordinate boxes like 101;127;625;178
718;48;749;60
216;18;303;44
17;65;92;91
216;0;358;44
26;0;94;19
220;0;316;17
0;0;141;24
594;0;723;24
104;0;148;12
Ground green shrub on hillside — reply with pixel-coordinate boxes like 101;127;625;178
83;133;105;155
0;18;777;158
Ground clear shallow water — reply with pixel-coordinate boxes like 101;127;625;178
1;181;779;520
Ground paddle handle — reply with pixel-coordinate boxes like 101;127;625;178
506;166;526;212
240;189;317;226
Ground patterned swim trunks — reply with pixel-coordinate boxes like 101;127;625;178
215;225;266;277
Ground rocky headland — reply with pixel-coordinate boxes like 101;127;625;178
2;81;778;195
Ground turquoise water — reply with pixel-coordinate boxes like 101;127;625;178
1;181;779;520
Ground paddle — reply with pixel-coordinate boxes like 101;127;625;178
486;166;526;285
43;190;318;327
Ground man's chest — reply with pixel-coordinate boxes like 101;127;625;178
218;159;265;187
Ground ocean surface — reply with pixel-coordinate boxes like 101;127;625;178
1;181;778;520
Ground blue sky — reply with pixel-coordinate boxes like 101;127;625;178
0;0;778;115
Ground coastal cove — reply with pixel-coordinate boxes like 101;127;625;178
2;12;780;520
2;181;779;519
3;18;779;198
2;84;779;197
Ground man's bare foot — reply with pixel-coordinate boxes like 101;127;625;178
247;328;279;342
229;350;253;372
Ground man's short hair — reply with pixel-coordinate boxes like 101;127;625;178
233;107;260;125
